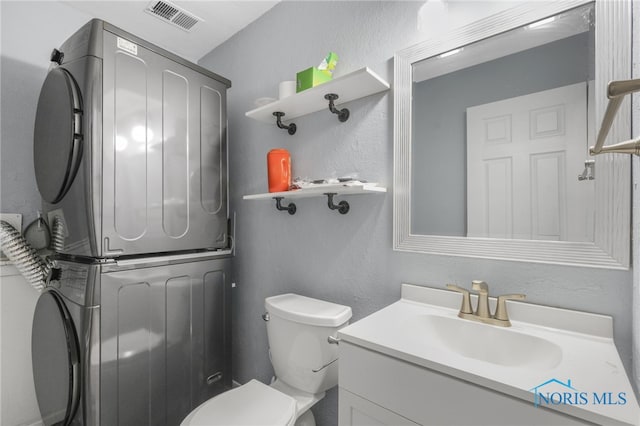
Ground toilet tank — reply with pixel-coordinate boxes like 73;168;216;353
265;294;352;394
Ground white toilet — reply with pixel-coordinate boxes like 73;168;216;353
181;293;352;426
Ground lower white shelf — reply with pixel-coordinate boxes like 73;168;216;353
243;184;386;200
243;184;387;215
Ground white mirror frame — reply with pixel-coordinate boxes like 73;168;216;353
393;0;631;269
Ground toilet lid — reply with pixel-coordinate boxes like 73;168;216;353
181;380;296;426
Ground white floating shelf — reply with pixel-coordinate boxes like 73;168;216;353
243;184;387;215
243;184;387;200
245;67;390;124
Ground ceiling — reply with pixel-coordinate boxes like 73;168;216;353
62;1;279;62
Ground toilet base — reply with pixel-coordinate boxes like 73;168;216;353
270;378;325;415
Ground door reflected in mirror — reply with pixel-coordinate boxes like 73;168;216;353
411;3;595;242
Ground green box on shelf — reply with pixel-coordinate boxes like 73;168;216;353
296;67;332;93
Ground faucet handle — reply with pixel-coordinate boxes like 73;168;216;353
471;280;489;293
446;284;473;314
494;294;526;322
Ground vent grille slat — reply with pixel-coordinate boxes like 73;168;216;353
173;13;199;30
151;2;179;20
145;0;202;32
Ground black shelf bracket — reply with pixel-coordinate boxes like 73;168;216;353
273;197;296;215
273;112;297;135
324;94;350;122
325;193;350;214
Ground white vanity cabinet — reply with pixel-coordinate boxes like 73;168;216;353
337;284;639;426
338;341;591;426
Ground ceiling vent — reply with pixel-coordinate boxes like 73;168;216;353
145;0;202;32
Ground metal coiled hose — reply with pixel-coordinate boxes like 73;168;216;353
0;220;48;292
50;216;65;252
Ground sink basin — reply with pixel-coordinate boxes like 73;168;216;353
417;314;562;369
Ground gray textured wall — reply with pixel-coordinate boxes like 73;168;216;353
198;2;634;425
1;1;91;225
412;32;592;236
1;60;46;227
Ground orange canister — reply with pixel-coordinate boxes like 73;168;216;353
267;149;291;192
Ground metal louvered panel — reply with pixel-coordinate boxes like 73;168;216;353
145;0;202;32
150;1;179;20
173;12;199;30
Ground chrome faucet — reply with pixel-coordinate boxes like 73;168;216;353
446;281;525;327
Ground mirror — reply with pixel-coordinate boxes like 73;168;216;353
393;0;631;268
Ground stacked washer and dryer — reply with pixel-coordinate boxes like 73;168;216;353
31;19;232;426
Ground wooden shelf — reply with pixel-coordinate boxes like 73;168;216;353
245;67;390;124
243;183;387;215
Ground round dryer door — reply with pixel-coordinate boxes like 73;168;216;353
33;67;84;204
32;290;81;426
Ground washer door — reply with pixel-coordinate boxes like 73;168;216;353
33;67;84;204
32;290;81;426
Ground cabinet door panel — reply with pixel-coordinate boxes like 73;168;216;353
339;389;419;426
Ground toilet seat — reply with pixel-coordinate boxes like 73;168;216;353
180;379;297;426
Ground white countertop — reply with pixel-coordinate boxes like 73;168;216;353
339;283;640;426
